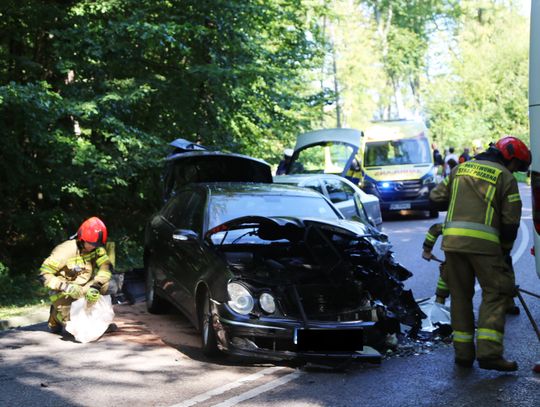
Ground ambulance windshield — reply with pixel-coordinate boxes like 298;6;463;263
364;137;431;167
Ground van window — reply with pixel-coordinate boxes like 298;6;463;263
364;137;431;166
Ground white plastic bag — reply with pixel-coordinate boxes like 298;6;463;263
419;296;451;333
65;295;115;343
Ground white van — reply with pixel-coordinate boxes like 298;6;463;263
529;1;540;279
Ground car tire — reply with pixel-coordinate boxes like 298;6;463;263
145;258;168;314
199;291;220;357
428;209;439;219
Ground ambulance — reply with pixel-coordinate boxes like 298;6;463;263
360;119;438;217
529;0;540;278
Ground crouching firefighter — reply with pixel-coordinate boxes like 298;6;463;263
39;217;112;333
429;136;531;372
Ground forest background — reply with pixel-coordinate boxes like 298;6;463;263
0;0;531;307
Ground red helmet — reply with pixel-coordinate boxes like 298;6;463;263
495;136;531;171
77;217;108;246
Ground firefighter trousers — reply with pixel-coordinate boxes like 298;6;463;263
445;251;515;361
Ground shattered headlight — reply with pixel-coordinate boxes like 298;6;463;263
227;282;254;315
259;293;276;314
370;238;391;257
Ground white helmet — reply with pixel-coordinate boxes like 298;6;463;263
284;149;294;157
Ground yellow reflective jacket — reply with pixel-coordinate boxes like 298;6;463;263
429;159;521;255
39;239;112;291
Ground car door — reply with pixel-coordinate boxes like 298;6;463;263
151;190;198;312
168;190;208;316
321;178;357;219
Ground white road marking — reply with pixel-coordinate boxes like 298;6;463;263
169;366;286;407
211;371;303;407
513;219;530;265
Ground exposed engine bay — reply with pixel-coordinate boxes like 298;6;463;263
207;216;426;343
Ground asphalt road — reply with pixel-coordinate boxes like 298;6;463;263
1;184;539;407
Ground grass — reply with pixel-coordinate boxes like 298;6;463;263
0;302;48;320
0;264;49;321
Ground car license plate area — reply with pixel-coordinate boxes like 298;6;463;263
296;329;363;352
389;203;411;210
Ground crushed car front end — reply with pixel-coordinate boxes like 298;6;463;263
204;216;424;362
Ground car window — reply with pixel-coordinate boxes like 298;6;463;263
208;194;340;230
323;179;355;203
303;180;324;195
160;191;193;226
179;192;205;233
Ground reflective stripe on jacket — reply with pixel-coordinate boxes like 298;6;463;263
423;223;443;250
429;159;521;255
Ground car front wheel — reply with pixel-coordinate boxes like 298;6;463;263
199;291;220;357
145;258;168;314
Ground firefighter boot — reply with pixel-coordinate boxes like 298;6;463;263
506;298;520;315
454;358;474;368
478;358;518;372
435;296;446;305
47;305;62;334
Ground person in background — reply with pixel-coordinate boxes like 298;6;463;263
432;144;445;179
276;149;293;175
444;147;459;176
432;144;444;166
39;217;113;334
459;147;471;164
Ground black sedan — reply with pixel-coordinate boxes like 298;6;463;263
144;150;423;362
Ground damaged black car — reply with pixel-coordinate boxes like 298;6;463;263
144;148;424;363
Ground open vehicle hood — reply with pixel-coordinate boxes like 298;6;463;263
163;151;272;200
294;128;364;151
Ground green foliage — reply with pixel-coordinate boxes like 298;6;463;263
0;0;326;283
0;262;47;307
424;4;529;149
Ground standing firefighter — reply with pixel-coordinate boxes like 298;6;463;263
429;136;531;372
39;217;112;333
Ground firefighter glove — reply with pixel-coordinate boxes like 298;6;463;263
64;284;83;299
86;287;101;304
422;249;433;261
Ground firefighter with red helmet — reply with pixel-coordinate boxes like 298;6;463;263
430;136;531;372
39;217;113;333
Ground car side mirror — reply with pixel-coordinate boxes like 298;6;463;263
172;229;199;242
